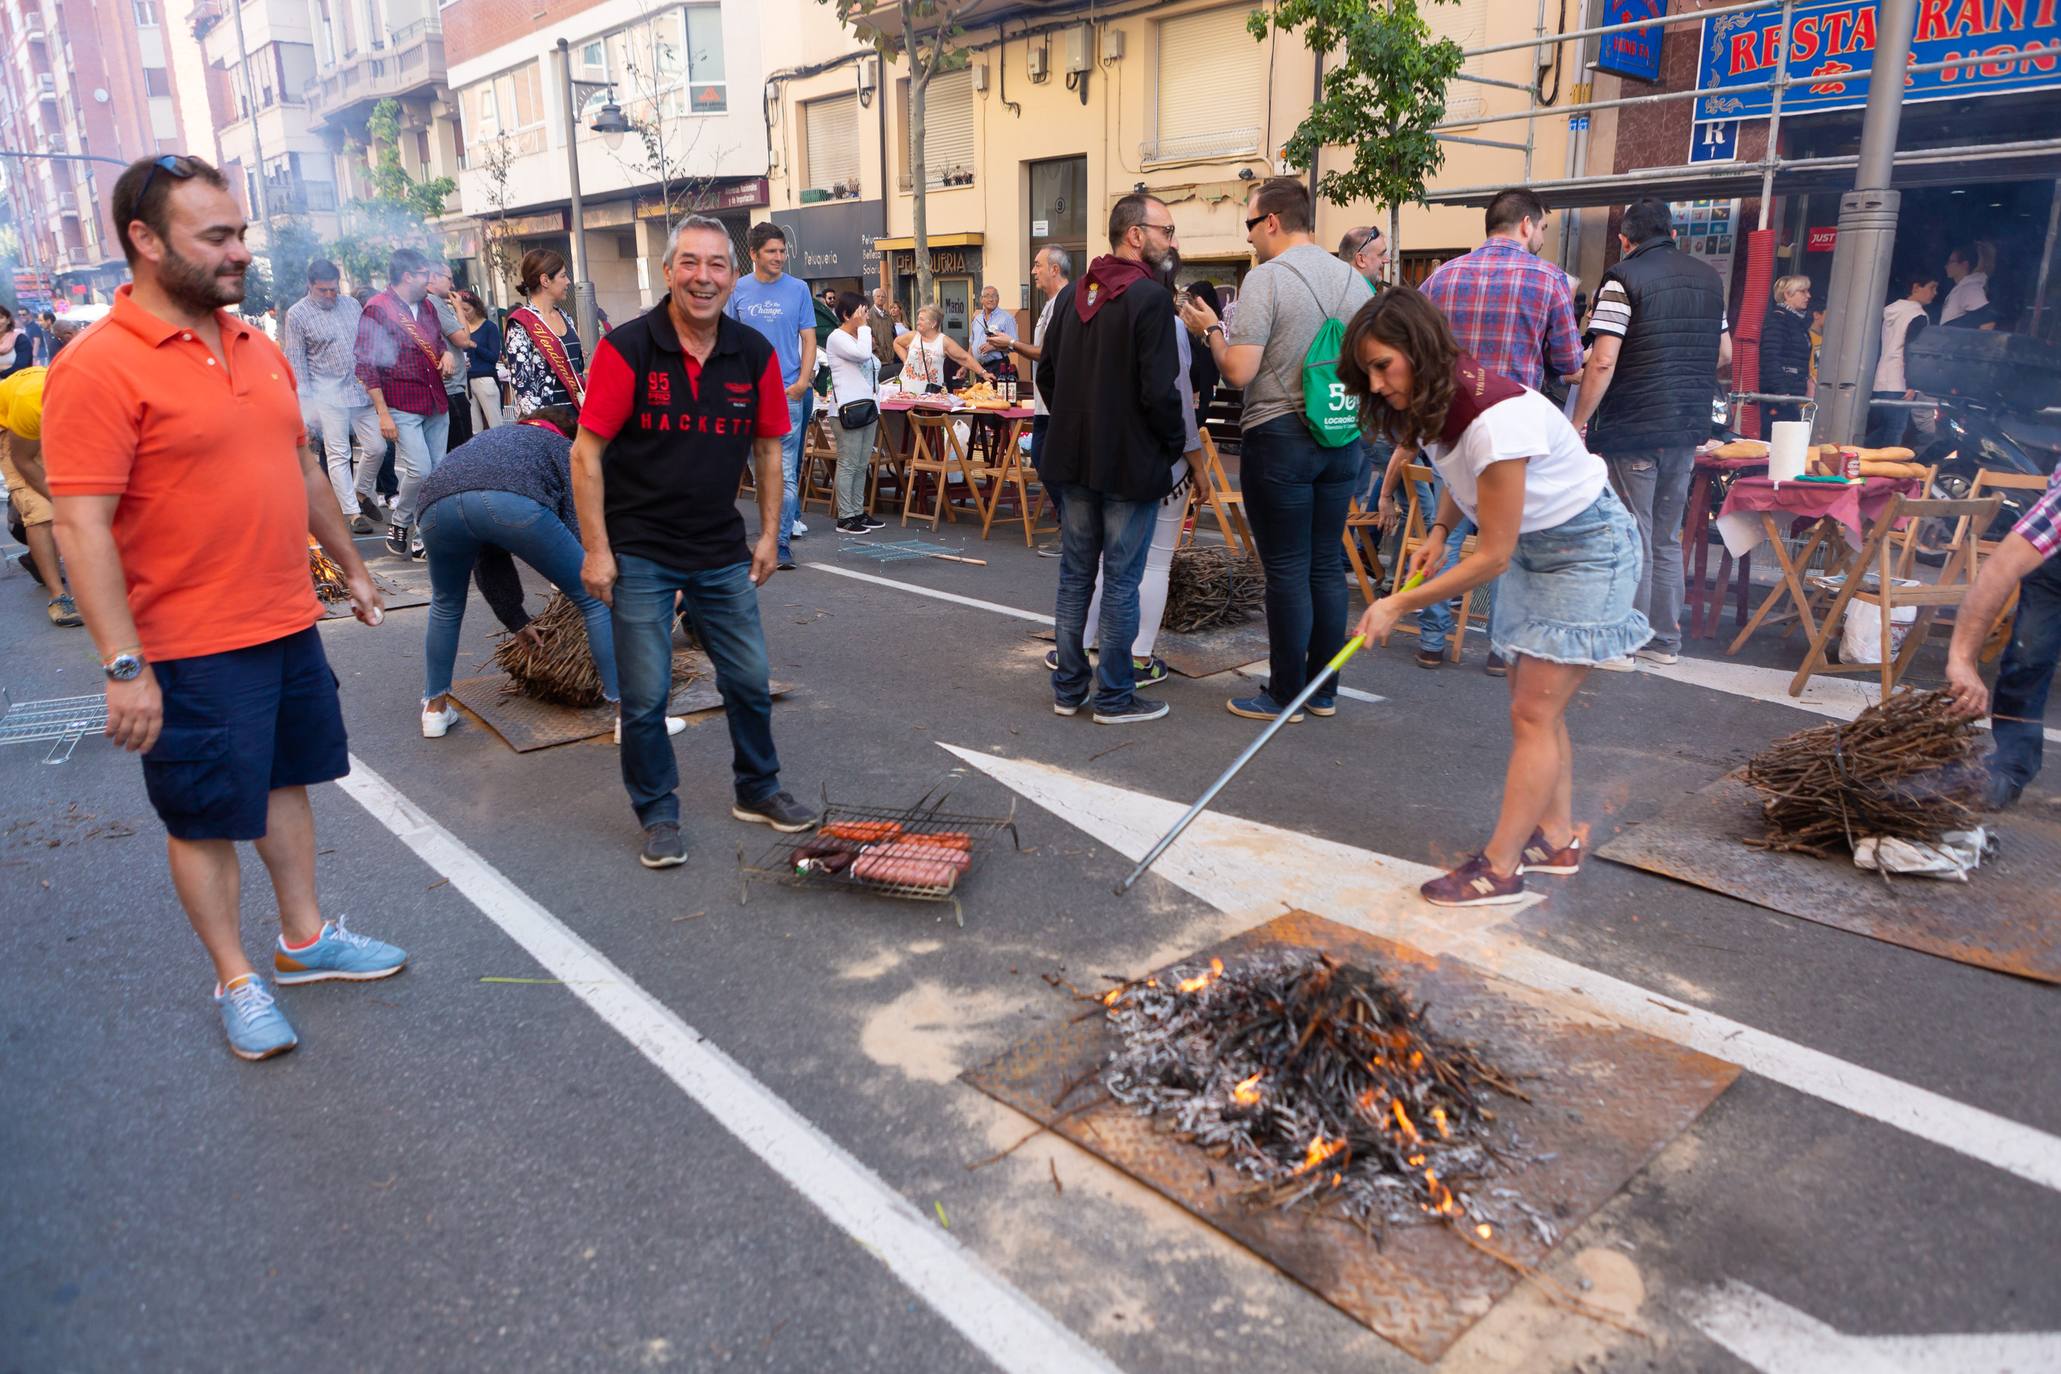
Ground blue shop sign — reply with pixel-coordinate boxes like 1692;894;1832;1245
1597;0;1666;82
1696;0;2061;122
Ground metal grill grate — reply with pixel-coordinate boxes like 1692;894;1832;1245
838;538;965;564
0;690;108;763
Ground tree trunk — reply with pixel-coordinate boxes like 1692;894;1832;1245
911;57;933;308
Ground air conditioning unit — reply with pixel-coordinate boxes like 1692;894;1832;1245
36;73;58;96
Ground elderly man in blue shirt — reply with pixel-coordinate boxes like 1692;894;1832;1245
970;285;1019;383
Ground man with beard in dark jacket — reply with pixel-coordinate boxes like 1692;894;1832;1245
1036;192;1187;723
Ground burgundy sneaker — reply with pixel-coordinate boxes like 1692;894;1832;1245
1517;827;1583;876
1420;853;1527;907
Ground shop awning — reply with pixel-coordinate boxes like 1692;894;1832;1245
1426;137;2061;209
875;232;986;250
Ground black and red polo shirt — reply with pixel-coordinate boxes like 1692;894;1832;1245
582;302;790;569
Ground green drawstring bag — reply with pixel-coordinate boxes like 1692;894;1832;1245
1281;261;1363;448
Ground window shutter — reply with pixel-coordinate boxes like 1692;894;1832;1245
911;68;974;187
1427;0;1487;122
806;94;859;191
1149;7;1265;162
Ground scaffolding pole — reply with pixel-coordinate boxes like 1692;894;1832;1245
1756;0;1795;231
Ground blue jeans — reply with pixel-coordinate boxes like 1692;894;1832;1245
778;395;806;559
1052;483;1158;711
1411;478;1473;651
610;553;780;827
1603;445;1694;654
1992;554;2061;794
1240;417;1360;701
418;490;617;703
388;407;450;528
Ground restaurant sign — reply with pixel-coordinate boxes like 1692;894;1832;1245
1597;0;1666;82
1697;0;2061;121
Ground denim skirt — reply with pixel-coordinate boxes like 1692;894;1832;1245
1489;487;1653;666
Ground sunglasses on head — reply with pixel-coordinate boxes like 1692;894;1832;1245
137;154;199;206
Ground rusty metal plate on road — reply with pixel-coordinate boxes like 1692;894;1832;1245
1596;774;2061;984
962;911;1737;1363
317;574;427;620
1029;622;1270;679
446;667;796;753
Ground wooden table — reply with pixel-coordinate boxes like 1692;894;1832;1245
1716;475;1927;654
878;395;1042;542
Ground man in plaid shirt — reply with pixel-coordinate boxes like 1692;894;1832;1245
1421;189;1582;391
1946;466;2061;806
355;245;457;556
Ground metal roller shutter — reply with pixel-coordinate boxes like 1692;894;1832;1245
1149;6;1265;162
805;94;859;192
911;68;975;186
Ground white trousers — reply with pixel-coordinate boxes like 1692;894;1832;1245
1085;487;1187;659
311;399;387;516
468;376;505;432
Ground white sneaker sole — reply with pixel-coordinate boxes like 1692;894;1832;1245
273;962;406;985
639;850;689;869
228;1037;298;1061
1422;889;1530;908
730;805;817;833
1092;705;1170;724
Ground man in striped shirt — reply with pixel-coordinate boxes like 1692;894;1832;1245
283;258;386;531
1945;467;2061;807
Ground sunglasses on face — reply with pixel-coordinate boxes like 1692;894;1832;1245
1244;213;1273;232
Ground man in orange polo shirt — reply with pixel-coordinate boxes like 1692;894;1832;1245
45;155;409;1063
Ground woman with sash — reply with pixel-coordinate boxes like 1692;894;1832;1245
1339;287;1650;908
504;249;586;417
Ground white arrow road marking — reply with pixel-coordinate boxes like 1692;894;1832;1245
337;756;1125;1374
1682;1279;2061;1373
941;744;2061;1196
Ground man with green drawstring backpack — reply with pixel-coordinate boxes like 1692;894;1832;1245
1181;177;1371;723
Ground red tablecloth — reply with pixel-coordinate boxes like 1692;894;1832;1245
879;394;1034;420
1714;475;1923;557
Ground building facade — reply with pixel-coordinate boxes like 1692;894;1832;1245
1;0;190;308
442;0;773;321
187;0;345;247
752;0;1586;348
305;0;461;239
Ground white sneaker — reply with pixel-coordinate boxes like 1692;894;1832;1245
421;703;460;737
1594;656;1638;673
1634;646;1680;665
791;520;809;537
613;714;689;743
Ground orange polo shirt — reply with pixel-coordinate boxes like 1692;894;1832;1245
43;286;322;662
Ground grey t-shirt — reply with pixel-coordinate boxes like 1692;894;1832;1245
430;294;466;395
1227;243;1373;432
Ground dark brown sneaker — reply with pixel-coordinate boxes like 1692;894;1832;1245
1419;853;1527;907
1517;827;1583;876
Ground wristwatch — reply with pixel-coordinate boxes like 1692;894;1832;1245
103;649;145;682
1204;324;1226;343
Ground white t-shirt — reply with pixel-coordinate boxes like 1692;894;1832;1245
1422;387;1607;533
826;325;877;407
902;334;950;389
1941;272;1988;324
1030;296;1058;417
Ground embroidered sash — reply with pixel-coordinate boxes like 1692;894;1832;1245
374;291;443;370
510;306;584;407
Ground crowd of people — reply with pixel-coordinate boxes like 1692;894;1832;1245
9;150;2059;1062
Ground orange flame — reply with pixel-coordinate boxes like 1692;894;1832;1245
1176;958;1225;994
1476;1223;1494;1239
1299;1135;1346;1172
1423;1168;1462;1217
1392;1099;1422;1142
1232;1072;1264;1106
1431;1106;1451;1140
1101;987;1122;1006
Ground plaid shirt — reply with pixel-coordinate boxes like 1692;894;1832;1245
1421;237;1583;391
353;289;449;416
2014;466;2061;559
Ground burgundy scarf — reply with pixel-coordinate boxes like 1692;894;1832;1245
1074;255;1154;324
1437;353;1526;446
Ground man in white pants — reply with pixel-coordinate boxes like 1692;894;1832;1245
281;258;385;531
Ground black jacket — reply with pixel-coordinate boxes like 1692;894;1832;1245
1762;305;1812;401
1035;277;1186;501
1588;238;1727;454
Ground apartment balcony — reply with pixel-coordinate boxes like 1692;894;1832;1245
188;0;226;40
56;190;78;216
308;20;445;132
34;72;57;101
63;245;96;267
18;11;46;43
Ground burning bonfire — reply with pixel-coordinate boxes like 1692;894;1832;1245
308;536;351;603
1099;950;1545;1244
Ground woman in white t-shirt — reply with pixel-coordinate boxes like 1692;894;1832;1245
824;292;888;535
894;305;991;392
1339;287;1651;909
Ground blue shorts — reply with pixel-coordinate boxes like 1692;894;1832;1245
1489;488;1653;666
141;626;351;842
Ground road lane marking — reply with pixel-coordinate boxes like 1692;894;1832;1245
808;563;1055;624
335;755;1124;1374
1682;1279;2061;1372
941;744;2061;1196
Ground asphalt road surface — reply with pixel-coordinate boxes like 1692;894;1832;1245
3;511;2057;1374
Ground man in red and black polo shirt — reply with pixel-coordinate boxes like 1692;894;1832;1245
573;214;819;868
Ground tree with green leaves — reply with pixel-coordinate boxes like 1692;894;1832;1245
327;98;458;289
819;0;968;307
1252;0;1464;257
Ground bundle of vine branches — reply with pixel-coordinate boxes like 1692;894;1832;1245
1164;547;1266;635
493;593;703;708
1742;689;1987;856
1099;950;1548;1243
307;537;350;603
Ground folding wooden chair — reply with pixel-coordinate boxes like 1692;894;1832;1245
1786;464;1939;640
1388;462;1486;661
902;412;976;530
977;418;1038;546
1182;432;1252;556
1342;496;1386;606
799;417;839;517
1787;493;2003;697
865;422;904;517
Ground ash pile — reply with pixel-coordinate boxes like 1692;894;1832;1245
1099;950;1549;1245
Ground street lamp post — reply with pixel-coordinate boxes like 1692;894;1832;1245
555;37;599;348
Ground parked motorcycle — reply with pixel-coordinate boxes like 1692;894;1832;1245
1904;330;2061;557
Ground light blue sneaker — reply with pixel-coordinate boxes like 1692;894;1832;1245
273;917;408;985
215;975;298;1061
